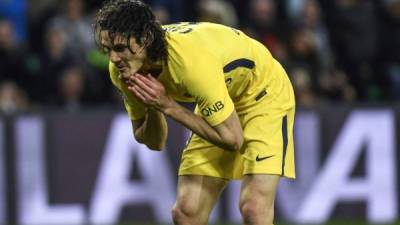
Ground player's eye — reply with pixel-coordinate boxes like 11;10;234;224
112;44;126;52
101;46;110;54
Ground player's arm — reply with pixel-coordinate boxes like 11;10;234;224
129;73;243;152
108;63;167;151
164;100;243;152
131;108;168;151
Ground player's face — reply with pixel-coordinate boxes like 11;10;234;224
100;30;147;80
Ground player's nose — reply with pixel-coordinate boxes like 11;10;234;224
109;50;121;63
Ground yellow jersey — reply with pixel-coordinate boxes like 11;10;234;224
110;22;289;126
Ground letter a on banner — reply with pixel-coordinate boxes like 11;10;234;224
89;114;175;224
296;110;397;224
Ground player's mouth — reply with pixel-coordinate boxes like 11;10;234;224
117;64;125;70
117;65;128;75
116;64;129;81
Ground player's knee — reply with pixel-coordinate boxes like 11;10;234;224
240;199;274;224
171;205;183;223
171;201;198;222
240;201;258;223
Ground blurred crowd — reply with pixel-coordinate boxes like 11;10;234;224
0;0;399;115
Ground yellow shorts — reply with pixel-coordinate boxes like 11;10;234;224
179;72;296;180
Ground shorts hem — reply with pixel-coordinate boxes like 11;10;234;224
179;170;296;180
178;170;233;180
243;171;296;179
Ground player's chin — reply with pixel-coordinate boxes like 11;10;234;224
119;71;130;80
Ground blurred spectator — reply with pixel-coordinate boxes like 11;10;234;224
289;68;317;106
34;23;75;104
0;18;34;99
47;0;95;59
247;0;277;31
318;69;356;103
145;0;183;23
0;0;27;41
241;0;288;58
153;5;172;24
197;0;238;27
294;0;333;69
287;28;322;90
323;0;380;100
27;0;58;53
286;0;306;19
379;0;400;99
57;66;87;112
0;19;16;53
44;24;72;66
0;81;28;115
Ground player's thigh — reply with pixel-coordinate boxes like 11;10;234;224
239;174;280;211
175;175;228;216
241;105;296;178
179;133;240;179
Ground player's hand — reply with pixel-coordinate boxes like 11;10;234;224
127;73;174;112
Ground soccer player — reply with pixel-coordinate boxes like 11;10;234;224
94;1;296;224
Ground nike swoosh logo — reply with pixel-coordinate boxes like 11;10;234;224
256;154;274;161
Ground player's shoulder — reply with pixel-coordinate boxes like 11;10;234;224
163;22;232;34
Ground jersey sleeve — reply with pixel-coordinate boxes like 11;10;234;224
109;62;146;120
169;52;234;126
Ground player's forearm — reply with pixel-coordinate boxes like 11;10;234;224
134;108;168;150
162;101;240;151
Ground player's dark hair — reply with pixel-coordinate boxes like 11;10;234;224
94;0;167;62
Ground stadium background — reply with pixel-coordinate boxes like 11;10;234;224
0;0;399;224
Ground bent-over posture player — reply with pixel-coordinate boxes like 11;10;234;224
95;1;296;224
